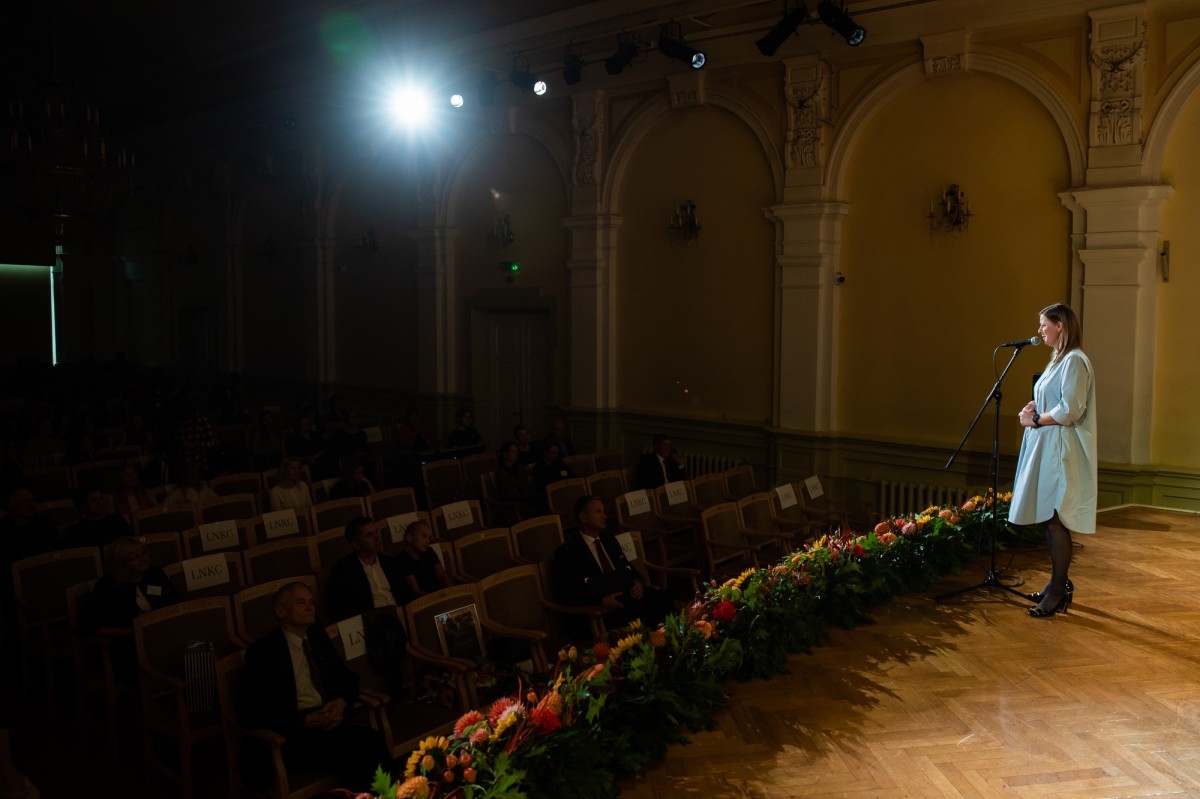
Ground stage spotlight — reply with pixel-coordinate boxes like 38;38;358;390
478;72;497;107
386;86;432;127
756;2;808;57
510;56;548;95
449;93;464;108
604;40;639;75
563;49;584;85
818;0;865;46
658;32;706;69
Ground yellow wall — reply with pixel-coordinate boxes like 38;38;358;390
615;104;775;422
1154;85;1200;467
837;71;1071;453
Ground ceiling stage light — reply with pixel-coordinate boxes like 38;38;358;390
563;50;584;85
658;32;706;69
818;0;865;46
604;40;639;75
449;93;464;108
757;2;809;57
510;57;548;95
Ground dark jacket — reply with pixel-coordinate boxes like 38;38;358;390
84;565;180;633
633;452;687;490
325;551;414;622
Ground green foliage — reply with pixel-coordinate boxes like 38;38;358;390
374;490;1016;799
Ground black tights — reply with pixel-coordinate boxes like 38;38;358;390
1038;511;1072;609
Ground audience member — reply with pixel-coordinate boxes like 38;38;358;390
284;415;324;464
397;409;436;452
173;396;219;479
269;457;313;514
328;459;375;500
397;520;451;598
329;410;369;463
325;518;412;695
82;536;180;681
0;487;58;563
445;408;482;451
513;425;539;466
250;409;284;471
633;434;688;490
552;496;673;632
163;466;218;506
61;488;133;550
236;581;390;793
541;415;577;458
113;464;156;521
531;442;574;495
495;440;541;513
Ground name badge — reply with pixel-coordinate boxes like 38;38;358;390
774;483;798;509
262;508;299;540
182;553;230;591
199;519;239;552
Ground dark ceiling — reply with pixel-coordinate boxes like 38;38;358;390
4;0;599;137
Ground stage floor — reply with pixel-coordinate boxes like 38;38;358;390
622;506;1200;799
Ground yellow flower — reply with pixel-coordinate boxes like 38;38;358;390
404;735;450;777
693;619;713;640
609;632;644;663
540;691;564;716
491;709;520;741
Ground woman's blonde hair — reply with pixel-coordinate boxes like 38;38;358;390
104;536;148;582
1041;302;1082;361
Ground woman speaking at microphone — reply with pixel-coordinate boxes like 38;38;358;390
1008;303;1098;618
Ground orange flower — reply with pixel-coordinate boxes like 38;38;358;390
648;629;667;647
693;619;713;640
396;777;431;799
463;767;477;784
938;508;953;520
873;521;890;535
961;499;977;512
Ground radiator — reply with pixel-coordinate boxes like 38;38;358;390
685;453;742;476
877;481;971;518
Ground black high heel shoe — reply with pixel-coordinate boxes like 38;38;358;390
1028;592;1072;618
1027;578;1073;604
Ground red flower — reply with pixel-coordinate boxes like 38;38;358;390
593;642;611;661
852;543;865;557
713;601;737;622
530;707;561;735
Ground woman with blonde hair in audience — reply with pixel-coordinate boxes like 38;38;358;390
269;456;313;513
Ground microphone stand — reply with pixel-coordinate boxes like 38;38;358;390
935;343;1031;602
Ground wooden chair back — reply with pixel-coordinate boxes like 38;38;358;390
136;531;185;568
592;451;623;472
133;505;198;537
422;459;465;508
544;477;587;530
691;472;731;510
722;465;757;500
309;497;368;536
476;565;551;673
182;522;251;559
450;528;518;582
198;492;259;524
367;487;419;521
242;538;317;585
584;469;627;516
509;515;565;565
562;454;596;478
243;511;311;548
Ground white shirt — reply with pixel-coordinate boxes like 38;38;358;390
283;629;324;709
360;557;396;608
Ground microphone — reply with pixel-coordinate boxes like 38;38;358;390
1000;335;1040;348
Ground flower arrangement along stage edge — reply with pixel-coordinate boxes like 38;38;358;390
357;490;1027;799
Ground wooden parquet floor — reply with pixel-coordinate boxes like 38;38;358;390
620;507;1200;799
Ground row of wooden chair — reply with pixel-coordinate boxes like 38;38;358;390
420;450;625;509
61;526;676;798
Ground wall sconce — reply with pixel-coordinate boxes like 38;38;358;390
668;200;700;243
354;228;378;253
488;215;514;246
928;184;972;232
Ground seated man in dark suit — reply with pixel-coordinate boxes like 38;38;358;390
552;495;673;633
326;517;413;694
633;434;688;490
236;581;390;792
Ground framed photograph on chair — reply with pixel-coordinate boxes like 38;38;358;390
434;604;485;661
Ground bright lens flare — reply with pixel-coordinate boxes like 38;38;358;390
387;86;432;126
449;93;464;108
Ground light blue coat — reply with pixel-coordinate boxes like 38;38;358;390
1008;349;1098;533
